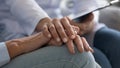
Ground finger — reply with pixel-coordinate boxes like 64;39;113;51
53;18;68;43
48;39;62;46
74;35;84;53
81;37;94;53
61;17;75;39
43;25;51;38
48;23;61;43
72;26;80;34
36;17;52;32
66;39;75;54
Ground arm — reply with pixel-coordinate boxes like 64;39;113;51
5;0;49;35
5;0;93;54
5;0;77;47
6;27;51;59
0;26;51;67
5;0;75;45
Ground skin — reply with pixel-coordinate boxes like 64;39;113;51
69;13;95;36
36;17;76;43
36;16;94;54
6;25;52;59
66;13;95;53
67;13;95;52
5;13;94;59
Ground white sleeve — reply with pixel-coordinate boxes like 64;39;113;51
0;42;10;67
5;0;49;35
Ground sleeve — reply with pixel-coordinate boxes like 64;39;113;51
0;42;10;67
5;0;49;35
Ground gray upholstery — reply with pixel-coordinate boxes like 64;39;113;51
99;6;120;31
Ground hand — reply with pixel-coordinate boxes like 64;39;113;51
69;13;94;35
48;34;94;54
64;17;94;54
66;36;94;54
36;17;94;54
36;17;76;44
47;17;94;54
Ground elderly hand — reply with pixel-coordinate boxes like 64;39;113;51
36;17;76;43
66;36;94;54
35;17;94;54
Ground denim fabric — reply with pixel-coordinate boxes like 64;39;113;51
93;47;112;68
94;27;120;68
1;46;100;68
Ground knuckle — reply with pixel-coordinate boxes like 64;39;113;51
49;25;55;30
64;24;72;30
76;35;80;39
61;18;66;22
65;24;71;28
52;18;59;23
43;30;48;37
56;25;63;31
63;17;66;21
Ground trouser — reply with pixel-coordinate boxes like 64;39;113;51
1;46;100;68
93;47;112;68
94;27;120;68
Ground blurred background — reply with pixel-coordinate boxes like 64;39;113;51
36;0;120;31
99;0;120;31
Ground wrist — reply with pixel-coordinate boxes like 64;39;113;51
5;39;24;59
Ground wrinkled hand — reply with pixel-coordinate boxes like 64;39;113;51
48;25;79;46
36;17;94;54
36;17;76;43
66;36;94;54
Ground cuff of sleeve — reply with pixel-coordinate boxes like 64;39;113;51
23;15;49;35
0;42;10;67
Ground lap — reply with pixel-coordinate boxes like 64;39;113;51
94;27;120;68
93;47;112;68
2;46;100;68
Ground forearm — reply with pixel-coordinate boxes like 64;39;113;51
5;32;51;59
5;40;24;59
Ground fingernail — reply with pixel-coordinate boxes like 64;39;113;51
56;38;60;42
71;35;75;39
48;34;51;38
75;31;77;34
63;38;68;43
89;47;94;53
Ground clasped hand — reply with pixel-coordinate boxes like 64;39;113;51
36;17;94;54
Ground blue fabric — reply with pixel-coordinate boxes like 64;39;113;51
93;47;112;68
94;27;120;68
